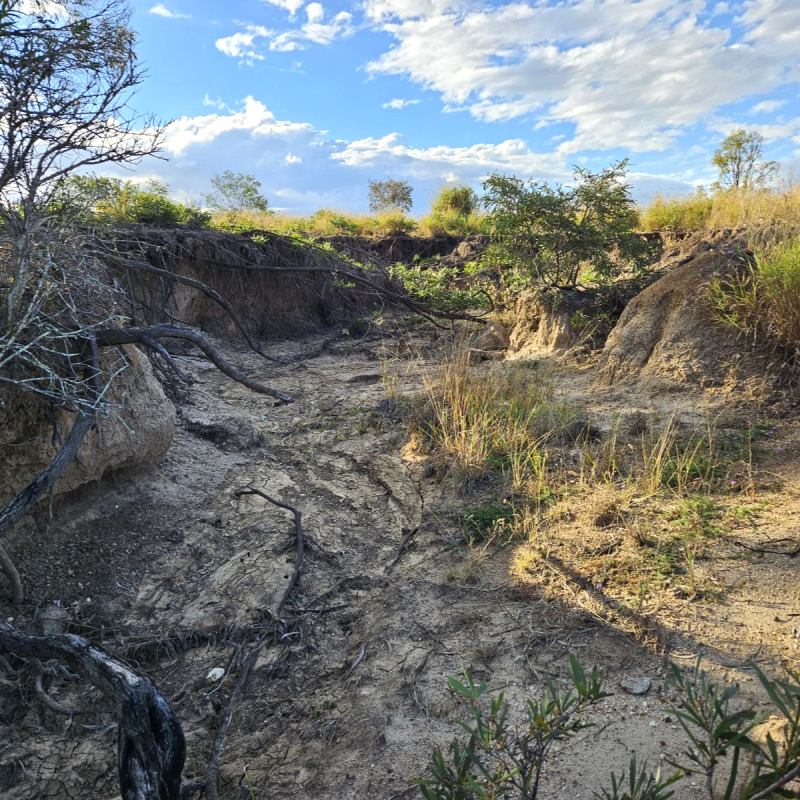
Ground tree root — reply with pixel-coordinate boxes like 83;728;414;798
0;542;23;605
0;620;185;800
95;325;294;404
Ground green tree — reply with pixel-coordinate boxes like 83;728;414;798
711;130;779;191
483;159;648;289
205;171;269;214
431;184;479;216
368;178;413;213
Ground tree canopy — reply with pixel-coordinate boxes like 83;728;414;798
712;130;779;191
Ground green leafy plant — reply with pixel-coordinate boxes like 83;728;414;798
482;160;652;290
389;260;491;313
419;657;609;800
708;234;800;354
206;171;269;216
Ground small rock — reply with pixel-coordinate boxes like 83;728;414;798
621;676;652;695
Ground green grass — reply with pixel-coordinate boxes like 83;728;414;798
709;233;800;353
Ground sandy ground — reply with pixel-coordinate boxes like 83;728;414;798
1;319;799;800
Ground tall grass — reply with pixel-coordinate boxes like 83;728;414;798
581;415;748;497
708;231;800;353
409;356;575;495
640;186;800;231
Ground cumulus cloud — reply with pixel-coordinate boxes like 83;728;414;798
382;98;420;109
215;26;271;62
262;0;306;17
149;4;190;19
306;2;324;24
107;98;695;212
331;133;568;180
365;0;800;154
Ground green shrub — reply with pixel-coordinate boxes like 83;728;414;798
419;658;609;800
423;657;800;800
483;160;652;289
422;209;488;236
58;175;210;226
431;185;480;217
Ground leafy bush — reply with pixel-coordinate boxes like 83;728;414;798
57;175;210;226
389;261;490;314
432;185;480;217
422;209;488;236
483;160;651;289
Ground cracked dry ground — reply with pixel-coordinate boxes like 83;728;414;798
3;321;800;800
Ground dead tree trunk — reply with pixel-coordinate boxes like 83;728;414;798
0;620;185;800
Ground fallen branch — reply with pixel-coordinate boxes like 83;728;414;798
733;538;800;557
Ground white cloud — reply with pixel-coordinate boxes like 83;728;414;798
215;26;271;62
382;98;421;109
365;0;800;154
164;97;317;157
709;116;800;142
107;97;696;212
262;0;306;17
331;133;568;180
306;2;324;24
202;95;228;110
149;3;190;19
750;99;787;114
269;10;354;51
216;11;353;58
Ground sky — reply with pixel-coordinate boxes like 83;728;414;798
117;0;800;213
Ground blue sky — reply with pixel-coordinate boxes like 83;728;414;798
120;0;800;213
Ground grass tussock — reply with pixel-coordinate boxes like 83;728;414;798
401;342;757;611
640;186;800;231
709;230;800;354
409;355;575;496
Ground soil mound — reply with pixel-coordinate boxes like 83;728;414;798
0;345;174;508
595;242;784;397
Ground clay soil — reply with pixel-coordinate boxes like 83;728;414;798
2;317;800;800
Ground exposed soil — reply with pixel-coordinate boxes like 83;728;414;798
2;313;800;800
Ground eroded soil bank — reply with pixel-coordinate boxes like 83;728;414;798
2;317;799;800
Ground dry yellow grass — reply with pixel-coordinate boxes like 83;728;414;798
639;185;800;231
